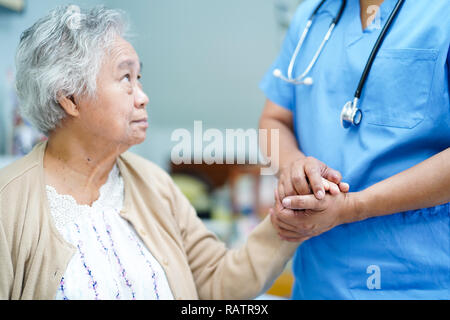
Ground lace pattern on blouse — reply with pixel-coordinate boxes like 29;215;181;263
45;163;174;300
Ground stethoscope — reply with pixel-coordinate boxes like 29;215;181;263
273;0;405;128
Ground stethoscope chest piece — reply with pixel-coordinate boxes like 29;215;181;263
340;98;362;128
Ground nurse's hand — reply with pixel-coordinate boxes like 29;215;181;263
270;188;355;242
277;156;349;201
270;190;311;243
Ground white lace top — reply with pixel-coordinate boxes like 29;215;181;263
46;163;174;300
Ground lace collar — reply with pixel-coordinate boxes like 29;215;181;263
45;163;124;230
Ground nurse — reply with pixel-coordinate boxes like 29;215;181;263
259;0;450;299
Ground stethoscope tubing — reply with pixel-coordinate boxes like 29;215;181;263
283;0;346;84
354;0;405;99
274;0;405;128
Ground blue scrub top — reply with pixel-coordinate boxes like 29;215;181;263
260;0;450;299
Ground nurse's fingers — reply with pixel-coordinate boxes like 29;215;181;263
280;173;296;197
273;215;311;242
329;182;340;195
275;187;282;207
321;178;330;191
323;179;349;194
304;162;325;200
270;208;300;232
272;215;309;241
277;182;286;201
275;188;289;214
282;194;326;211
291;164;311;195
322;177;342;195
276;190;299;224
339;182;350;193
323;167;343;185
270;208;297;233
274;195;303;227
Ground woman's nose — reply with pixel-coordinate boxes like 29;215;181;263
135;86;149;109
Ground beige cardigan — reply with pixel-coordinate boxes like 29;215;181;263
0;141;298;300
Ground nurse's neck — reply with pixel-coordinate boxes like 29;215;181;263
360;0;385;30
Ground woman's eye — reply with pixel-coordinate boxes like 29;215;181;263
122;74;131;82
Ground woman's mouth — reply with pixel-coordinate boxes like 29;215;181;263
132;118;149;128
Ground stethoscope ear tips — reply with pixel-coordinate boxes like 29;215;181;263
273;69;282;77
273;68;314;86
303;77;313;85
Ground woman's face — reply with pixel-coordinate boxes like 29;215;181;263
75;36;149;149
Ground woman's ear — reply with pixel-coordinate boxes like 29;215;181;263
58;95;80;117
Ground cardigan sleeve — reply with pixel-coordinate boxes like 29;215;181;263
168;176;300;299
0;213;14;299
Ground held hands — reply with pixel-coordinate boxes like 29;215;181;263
277;156;349;200
270;156;352;242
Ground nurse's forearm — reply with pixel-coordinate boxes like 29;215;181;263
260;118;304;163
259;116;304;176
351;148;450;222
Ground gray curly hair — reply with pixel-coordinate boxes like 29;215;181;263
15;5;129;135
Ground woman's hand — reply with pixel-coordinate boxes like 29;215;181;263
270;187;355;242
277;156;349;201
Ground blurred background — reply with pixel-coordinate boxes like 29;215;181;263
0;0;303;299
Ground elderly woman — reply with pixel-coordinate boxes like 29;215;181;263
0;5;304;300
